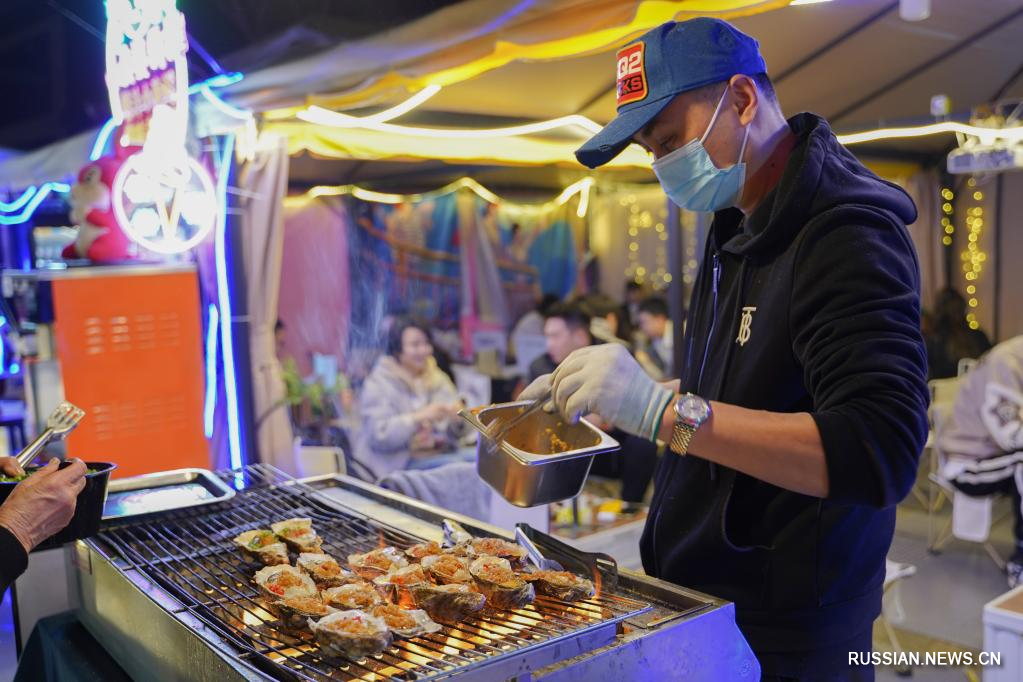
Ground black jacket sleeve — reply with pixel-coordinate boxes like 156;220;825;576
0;525;28;593
790;213;930;507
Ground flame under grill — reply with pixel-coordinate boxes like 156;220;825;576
95;465;651;681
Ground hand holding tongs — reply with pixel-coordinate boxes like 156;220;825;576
16;401;86;468
482;388;552;457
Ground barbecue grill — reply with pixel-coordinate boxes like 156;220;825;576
69;465;759;681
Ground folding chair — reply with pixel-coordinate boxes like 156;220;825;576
926;367;1007;569
880;558;917;677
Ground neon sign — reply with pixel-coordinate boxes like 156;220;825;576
104;0;218;255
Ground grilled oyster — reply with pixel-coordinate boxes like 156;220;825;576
296;552;350;589
233;529;289;566
271;518;323;553
469;556;535;609
253;564;318;601
468;537;527;566
370;603;442;638
521;569;595;602
321;582;384;610
372;564;429;607
420;553;471;584
272;595;336;630
410;583;486;623
309;610;392;659
404;540;443;562
348;546;408;580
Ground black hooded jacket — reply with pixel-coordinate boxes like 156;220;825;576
639;113;929;653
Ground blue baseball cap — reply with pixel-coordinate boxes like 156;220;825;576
575;18;767;169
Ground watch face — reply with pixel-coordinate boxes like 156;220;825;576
676;394;710;425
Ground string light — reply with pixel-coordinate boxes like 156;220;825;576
940;186;954;247
836;120;1023;146
286;176;594;217
961;177;985;330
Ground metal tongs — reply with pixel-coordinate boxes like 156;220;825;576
482;389;552;457
515;524;564;571
16;401;86;468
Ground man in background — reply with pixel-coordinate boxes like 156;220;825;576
527;302;594;382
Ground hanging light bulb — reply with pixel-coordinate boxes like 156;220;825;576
900;0;930;21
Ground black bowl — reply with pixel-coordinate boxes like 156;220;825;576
0;461;116;550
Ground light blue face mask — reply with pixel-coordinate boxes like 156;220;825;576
651;88;751;212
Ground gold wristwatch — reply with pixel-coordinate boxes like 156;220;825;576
669;393;712;456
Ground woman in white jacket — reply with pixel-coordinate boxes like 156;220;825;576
356;318;466;478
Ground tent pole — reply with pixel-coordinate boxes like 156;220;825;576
666;199;685;378
993;174;1003;341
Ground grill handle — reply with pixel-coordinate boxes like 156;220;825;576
515;523;619;590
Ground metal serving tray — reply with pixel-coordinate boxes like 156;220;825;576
460;402;620;507
102;467;235;520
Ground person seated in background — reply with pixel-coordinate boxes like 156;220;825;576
926;287;992;379
581;293;633;347
526;302;658;507
634;296;674;380
936;335;1023;587
0;456;87;593
355;318;467;478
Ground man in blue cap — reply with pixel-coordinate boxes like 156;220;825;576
522;17;928;680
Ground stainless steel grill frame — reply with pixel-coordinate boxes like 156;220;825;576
90;465;653;681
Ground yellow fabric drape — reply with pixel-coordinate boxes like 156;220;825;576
264;120;654;168
259;0;791;118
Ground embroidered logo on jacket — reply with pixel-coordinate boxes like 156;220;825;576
616;43;648;107
736;306;757;347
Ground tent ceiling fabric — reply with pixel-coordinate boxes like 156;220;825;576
227;0;791;113
240;0;1023;184
423;0;1023;138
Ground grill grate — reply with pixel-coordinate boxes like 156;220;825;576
95;465;651;681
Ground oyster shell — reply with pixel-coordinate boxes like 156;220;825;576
468;537;527;566
272;595;335;630
404;540;443;562
420;554;471;585
370;603;442;638
348;546;408;580
321;582;384;610
253;564;318;602
296;552;350;588
372;564;429;608
233;529;289;566
410;583;486;624
469;556;535;609
309;610;392;659
271;518;323;553
521;569;595;602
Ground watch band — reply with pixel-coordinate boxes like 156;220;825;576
669;421;697;456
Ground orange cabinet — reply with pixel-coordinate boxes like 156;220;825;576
50;265;209;478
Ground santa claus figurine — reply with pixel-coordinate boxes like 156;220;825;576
62;156;133;262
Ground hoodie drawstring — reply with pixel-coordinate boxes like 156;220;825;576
707;256;750;481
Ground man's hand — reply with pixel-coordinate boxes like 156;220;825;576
526;345;675;440
0;456;25;479
0;458;87;553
